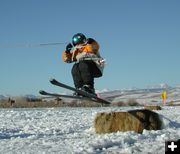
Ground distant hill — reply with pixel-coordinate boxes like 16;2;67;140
0;95;6;100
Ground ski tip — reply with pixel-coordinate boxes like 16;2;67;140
49;78;61;85
49;78;57;83
39;90;46;95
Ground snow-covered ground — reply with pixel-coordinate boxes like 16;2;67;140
0;106;180;154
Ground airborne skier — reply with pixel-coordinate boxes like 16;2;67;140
39;33;110;104
62;33;105;96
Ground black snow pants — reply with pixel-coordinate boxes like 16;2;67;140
71;60;102;89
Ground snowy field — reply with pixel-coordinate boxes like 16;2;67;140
0;106;180;154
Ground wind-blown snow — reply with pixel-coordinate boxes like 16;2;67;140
0;107;180;153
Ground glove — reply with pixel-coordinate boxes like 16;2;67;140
66;43;73;53
66;58;72;63
86;38;95;44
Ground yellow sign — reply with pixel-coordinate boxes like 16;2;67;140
161;91;167;105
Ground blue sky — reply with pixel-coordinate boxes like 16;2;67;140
0;0;180;95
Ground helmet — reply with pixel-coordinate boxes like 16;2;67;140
72;33;86;46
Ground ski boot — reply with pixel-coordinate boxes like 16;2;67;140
81;85;97;96
73;87;82;96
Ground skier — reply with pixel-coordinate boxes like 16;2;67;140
62;33;105;96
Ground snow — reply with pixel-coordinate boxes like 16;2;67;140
0;106;180;153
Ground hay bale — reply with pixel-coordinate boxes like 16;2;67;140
144;105;161;110
94;109;162;134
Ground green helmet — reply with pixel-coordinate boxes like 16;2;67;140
72;33;86;46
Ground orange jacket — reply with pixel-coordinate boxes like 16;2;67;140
62;38;100;63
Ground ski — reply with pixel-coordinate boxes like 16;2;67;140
39;90;103;103
39;90;91;100
49;78;111;105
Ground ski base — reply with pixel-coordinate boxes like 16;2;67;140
39;78;111;105
39;90;95;101
49;78;111;105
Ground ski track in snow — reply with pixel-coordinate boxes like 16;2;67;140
0;107;180;154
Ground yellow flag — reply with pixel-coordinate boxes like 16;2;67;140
161;91;167;105
161;91;167;100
